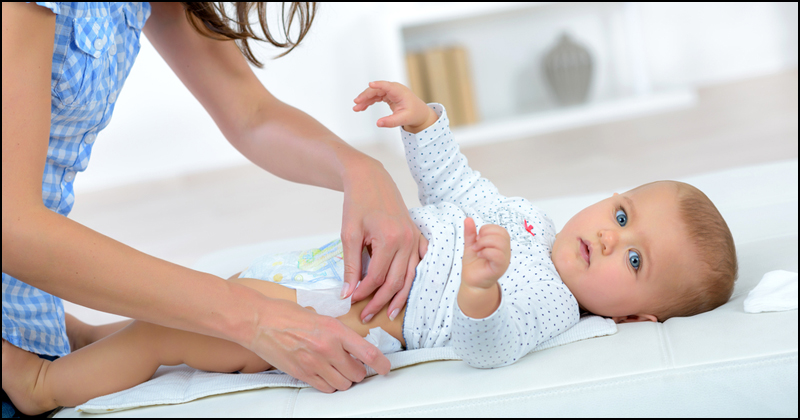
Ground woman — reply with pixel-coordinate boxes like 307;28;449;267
1;1;426;408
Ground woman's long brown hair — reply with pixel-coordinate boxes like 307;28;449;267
181;2;317;68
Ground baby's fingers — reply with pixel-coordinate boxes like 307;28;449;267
376;109;411;128
369;81;407;103
473;231;507;252
477;247;506;265
353;97;380;112
353;88;387;111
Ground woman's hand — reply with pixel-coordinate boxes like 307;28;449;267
249;297;391;392
340;157;428;323
345;80;435;323
353;81;437;133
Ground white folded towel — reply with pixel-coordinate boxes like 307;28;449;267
744;270;798;313
75;315;616;414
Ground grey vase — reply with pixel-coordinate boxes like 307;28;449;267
542;33;593;106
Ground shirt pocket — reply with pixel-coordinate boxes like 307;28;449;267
53;16;114;108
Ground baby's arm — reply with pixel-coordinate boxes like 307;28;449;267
354;81;502;208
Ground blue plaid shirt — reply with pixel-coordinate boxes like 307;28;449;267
2;2;150;356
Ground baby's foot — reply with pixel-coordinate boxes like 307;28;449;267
2;339;58;415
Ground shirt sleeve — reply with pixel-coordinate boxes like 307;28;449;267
451;278;579;368
400;104;503;209
29;2;62;13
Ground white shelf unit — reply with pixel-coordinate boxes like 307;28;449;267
381;2;697;147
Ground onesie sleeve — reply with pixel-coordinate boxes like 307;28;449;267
451;278;579;368
400;104;503;208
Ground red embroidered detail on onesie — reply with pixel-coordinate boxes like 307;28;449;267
523;219;536;236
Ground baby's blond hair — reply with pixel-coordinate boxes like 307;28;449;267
650;181;737;322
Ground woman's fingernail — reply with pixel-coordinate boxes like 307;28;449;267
389;308;399;321
340;283;349;299
361;314;374;324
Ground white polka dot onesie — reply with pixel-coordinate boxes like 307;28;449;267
401;104;581;368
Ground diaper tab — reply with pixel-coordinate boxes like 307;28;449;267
296;287;351;318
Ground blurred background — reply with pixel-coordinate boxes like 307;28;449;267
65;2;798;323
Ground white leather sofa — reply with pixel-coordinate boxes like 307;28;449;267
55;160;798;417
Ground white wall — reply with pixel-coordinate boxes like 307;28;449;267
75;2;798;193
641;2;798;89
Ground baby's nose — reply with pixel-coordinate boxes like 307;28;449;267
598;230;619;255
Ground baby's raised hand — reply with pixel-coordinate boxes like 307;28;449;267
461;217;511;290
352;81;435;133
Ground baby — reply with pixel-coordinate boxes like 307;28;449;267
2;81;737;414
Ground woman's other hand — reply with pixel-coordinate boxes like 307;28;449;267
340;156;427;323
344;80;435;323
249;296;390;392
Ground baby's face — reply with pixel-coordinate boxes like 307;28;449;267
551;182;696;323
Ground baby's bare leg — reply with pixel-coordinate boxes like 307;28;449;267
3;324;170;415
3;318;273;414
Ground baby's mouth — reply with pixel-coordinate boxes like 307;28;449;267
580;238;591;266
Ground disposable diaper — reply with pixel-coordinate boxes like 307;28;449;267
238;239;369;290
238;239;404;349
238;239;371;318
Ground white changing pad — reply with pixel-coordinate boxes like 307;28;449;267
76;316;616;413
55;160;798;417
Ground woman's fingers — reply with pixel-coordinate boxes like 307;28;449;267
358;243;407;322
349;243;391;307
315;336;373;392
341;329;391;375
340;228;365;300
253;301;390;393
386;243;419;320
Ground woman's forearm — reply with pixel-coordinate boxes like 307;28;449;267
3;206;262;346
232;98;378;192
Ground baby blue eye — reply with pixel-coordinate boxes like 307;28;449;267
616;209;627;226
629;250;641;270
